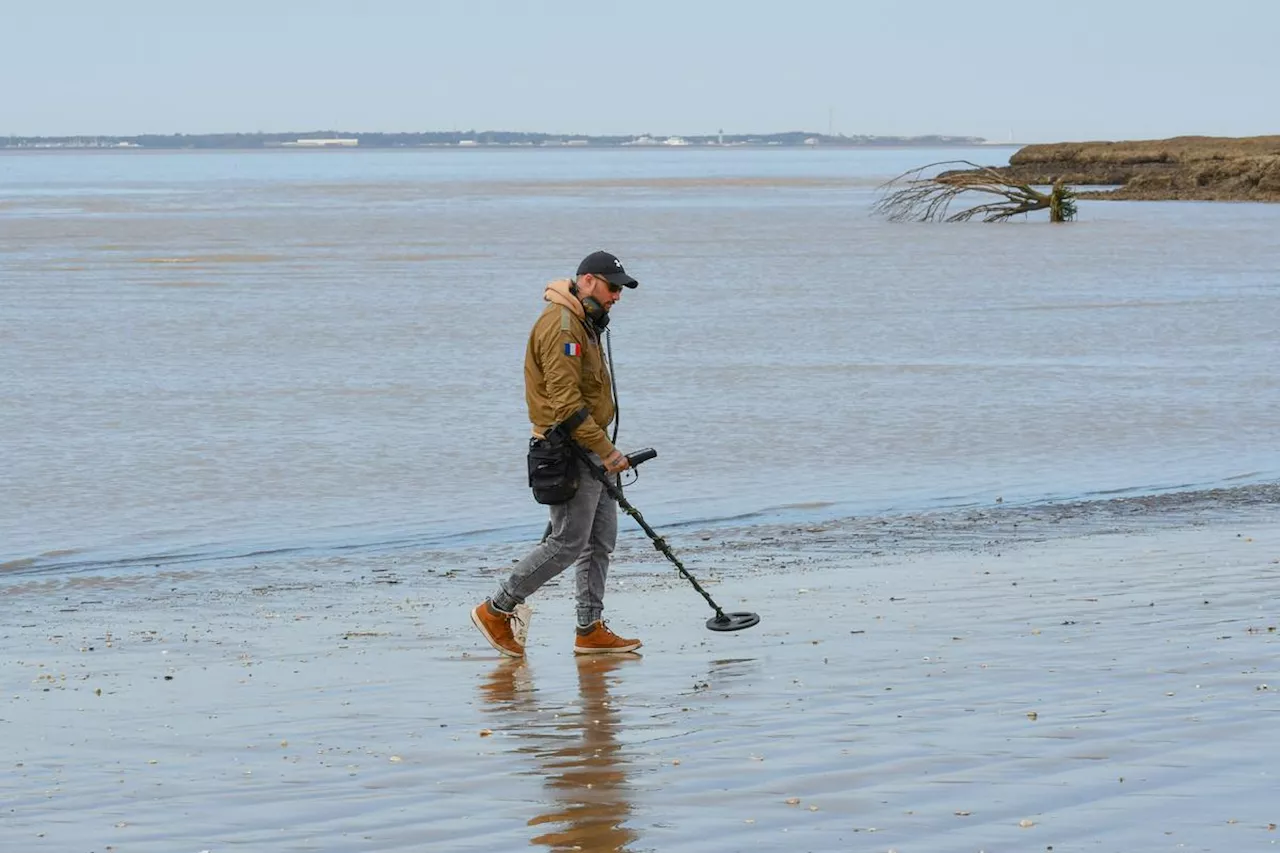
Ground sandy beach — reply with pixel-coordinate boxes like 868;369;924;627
4;488;1278;852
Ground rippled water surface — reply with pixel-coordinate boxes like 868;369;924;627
3;147;1278;571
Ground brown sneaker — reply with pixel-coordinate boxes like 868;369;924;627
574;620;642;655
471;600;525;658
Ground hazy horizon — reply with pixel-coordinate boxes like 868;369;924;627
4;1;1278;143
2;128;995;141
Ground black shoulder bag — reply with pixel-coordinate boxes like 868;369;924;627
527;408;589;505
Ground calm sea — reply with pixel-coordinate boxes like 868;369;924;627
3;147;1278;575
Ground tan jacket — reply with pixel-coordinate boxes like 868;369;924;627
523;280;617;459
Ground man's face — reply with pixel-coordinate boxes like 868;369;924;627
582;274;624;310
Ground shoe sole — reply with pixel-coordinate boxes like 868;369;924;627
573;641;642;655
471;607;524;658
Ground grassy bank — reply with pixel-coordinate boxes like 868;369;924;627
1000;135;1280;201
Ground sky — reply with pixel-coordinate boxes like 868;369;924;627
3;0;1278;143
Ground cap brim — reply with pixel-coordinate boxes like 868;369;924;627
601;272;638;288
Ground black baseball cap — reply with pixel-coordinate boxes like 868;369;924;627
576;250;638;288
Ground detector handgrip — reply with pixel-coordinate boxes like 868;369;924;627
626;447;657;468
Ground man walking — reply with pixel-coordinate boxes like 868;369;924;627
471;251;643;658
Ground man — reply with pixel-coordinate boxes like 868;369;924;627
471;250;642;658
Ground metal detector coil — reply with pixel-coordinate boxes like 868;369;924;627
706;611;761;632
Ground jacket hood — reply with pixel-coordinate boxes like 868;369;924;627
543;279;585;320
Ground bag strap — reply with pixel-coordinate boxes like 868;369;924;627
549;406;589;441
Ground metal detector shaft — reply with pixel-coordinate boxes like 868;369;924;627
567;444;731;622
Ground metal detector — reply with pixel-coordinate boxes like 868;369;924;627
573;444;761;632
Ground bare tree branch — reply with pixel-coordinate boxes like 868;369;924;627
874;161;1077;223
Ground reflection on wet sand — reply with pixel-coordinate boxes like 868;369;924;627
479;656;641;852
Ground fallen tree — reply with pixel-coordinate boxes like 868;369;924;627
873;160;1077;223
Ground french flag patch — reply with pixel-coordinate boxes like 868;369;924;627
564;342;581;357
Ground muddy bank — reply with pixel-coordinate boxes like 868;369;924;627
676;481;1280;568
5;482;1279;589
3;485;1278;852
988;135;1280;201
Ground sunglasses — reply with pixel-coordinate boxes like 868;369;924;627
593;274;624;294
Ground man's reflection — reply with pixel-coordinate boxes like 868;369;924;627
479;655;640;852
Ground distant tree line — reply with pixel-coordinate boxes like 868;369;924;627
2;130;987;149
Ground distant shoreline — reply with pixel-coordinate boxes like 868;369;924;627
1;130;989;150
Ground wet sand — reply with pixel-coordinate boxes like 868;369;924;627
4;493;1279;852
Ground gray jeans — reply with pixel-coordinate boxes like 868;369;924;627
493;456;618;626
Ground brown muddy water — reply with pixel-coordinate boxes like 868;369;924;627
2;142;1279;851
2;147;1279;575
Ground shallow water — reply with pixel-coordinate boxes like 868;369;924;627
3;147;1279;573
5;513;1279;852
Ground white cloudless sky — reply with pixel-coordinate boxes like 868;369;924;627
3;0;1277;142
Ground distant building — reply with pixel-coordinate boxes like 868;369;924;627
283;138;359;147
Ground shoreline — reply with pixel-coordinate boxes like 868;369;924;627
3;487;1277;851
0;142;1019;158
5;479;1278;587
